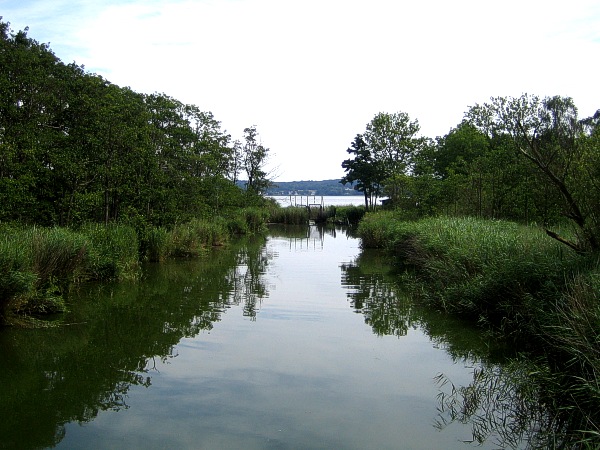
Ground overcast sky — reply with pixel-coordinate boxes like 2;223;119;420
2;0;599;181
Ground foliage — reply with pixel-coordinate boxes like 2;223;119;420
358;212;600;445
328;205;367;225
80;224;140;281
341;112;424;209
241;126;272;196
268;206;309;224
166;218;229;258
341;134;384;209
358;214;580;330
0;21;260;228
466;94;600;253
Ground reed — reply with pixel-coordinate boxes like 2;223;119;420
0;230;36;321
268;206;309;224
167;218;229;258
358;212;600;445
80;223;140;281
0;225;91;320
145;226;170;262
330;205;367;225
241;207;270;232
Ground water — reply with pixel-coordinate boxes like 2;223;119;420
269;195;367;207
0;225;526;449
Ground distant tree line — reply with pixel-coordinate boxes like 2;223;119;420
0;20;272;228
264;179;357;196
342;97;600;253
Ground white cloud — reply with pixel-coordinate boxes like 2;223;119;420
2;0;599;180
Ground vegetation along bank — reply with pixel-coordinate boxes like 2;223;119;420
341;94;600;446
2;16;600;446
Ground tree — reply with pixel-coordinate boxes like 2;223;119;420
242;126;272;196
341;134;384;210
341;112;423;209
364;112;423;203
467;94;599;252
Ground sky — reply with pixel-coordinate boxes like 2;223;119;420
1;0;599;181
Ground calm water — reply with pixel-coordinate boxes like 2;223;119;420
0;225;527;449
269;195;367;207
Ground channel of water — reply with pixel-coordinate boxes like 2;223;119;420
0;224;530;449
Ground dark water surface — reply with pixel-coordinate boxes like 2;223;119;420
0;225;522;449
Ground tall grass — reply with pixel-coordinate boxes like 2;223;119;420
0;226;90;320
268;206;309;224
0;230;36;321
358;211;600;445
81;223;140;281
327;205;367;225
167;218;228;258
267;204;366;225
0;208;271;324
358;213;580;330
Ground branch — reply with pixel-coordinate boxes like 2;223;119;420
545;229;585;254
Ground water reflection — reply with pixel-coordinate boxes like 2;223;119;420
0;235;271;449
0;225;553;449
339;249;559;449
340;249;506;363
435;361;556;449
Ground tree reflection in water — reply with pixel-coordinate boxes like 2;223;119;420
340;247;584;449
0;235;273;449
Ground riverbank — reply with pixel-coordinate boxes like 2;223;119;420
357;211;600;446
1;201;366;326
0;207;270;326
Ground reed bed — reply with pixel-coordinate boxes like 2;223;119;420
81;223;140;281
358;212;600;445
267;204;366;225
0;208;273;324
167;218;229;258
268;206;309;224
329;205;367;225
358;214;580;328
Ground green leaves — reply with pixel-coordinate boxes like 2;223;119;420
0;20;247;227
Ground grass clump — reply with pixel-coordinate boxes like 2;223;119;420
358;213;580;332
0;225;90;322
327;205;367;225
0;208;271;325
168;218;226;257
268;206;309;224
81;223;140;281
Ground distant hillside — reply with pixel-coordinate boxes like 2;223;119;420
265;179;358;196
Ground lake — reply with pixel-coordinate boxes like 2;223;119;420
0;225;530;449
269;195;368;207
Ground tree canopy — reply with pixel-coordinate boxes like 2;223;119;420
0;20;272;227
341;97;600;252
